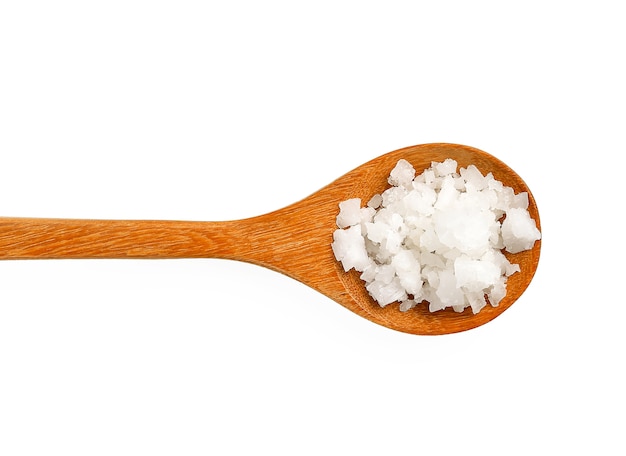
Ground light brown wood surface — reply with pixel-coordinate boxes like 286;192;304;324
0;143;541;335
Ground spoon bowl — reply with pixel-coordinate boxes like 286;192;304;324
0;143;540;335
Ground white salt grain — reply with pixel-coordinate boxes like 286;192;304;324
388;159;416;189
331;158;541;314
331;225;370;272
335;198;363;229
501;207;542;254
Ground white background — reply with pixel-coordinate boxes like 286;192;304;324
0;1;623;454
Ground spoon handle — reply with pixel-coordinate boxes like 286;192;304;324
0;213;348;313
0;217;251;260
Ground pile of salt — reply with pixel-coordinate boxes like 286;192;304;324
331;159;541;314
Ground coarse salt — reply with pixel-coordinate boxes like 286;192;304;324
331;159;541;314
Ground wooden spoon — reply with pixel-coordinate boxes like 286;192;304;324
0;143;540;335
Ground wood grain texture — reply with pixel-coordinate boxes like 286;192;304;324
0;143;541;335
